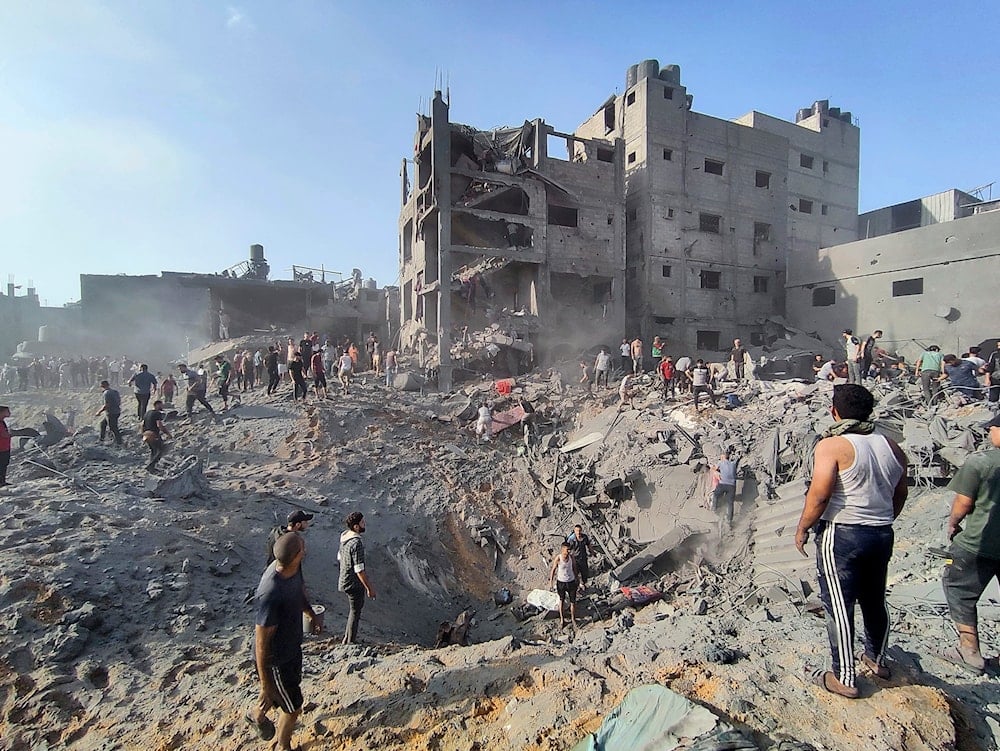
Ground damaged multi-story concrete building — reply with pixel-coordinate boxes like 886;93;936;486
575;59;859;354
397;92;626;391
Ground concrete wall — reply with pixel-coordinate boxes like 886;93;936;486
857;189;978;239
786;209;1000;358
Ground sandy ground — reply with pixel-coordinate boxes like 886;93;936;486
2;372;1000;750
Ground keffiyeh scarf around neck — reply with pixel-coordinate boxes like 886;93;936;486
823;419;876;438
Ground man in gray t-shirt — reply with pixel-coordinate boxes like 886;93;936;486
712;452;739;528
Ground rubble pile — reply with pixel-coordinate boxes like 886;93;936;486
1;359;998;750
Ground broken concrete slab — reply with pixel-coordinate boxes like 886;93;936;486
613;525;710;582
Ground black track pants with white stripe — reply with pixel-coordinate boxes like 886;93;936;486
815;520;894;688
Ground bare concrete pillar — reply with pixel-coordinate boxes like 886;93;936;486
432;91;453;392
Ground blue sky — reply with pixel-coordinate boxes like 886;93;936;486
1;1;996;306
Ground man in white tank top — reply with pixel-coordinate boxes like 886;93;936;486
549;542;581;628
795;384;908;698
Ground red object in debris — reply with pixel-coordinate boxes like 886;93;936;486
621;585;662;605
495;378;514;395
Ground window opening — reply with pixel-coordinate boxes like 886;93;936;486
892;278;924;297
699;213;721;233
704;159;724;176
547;205;578;227
696;330;721;350
753;275;769;293
799;198;813;214
661;265;671;278
700;270;721;289
800;153;814;169
755;170;771;188
812;287;835;306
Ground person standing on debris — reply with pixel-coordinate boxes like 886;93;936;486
712;452;740;530
288;353;308;402
383;347;398;388
915;345;944;405
730;338;748;381
983;341;1000;408
218;309;231;339
338;512;375;645
264;346;280;396
619;339;630;374
630;337;644;376
96;380;123;446
0;406;11;487
266;510;314;566
549;541;581;629
861;330;882;381
141;399;171;471
688;360;718;410
941;354;982;401
254;348;264;385
371;335;382;375
365;332;378;372
241;350;255;392
337;349;354;395
214;354;239;410
579;361;592;393
795;383;908;698
348;341;360;370
310;349;327;400
475;402;493;442
248;532;319;749
127;364;158;421
594;348;612;388
842;329;862;384
659;355;675;400
161;373;177;405
566;525;594;588
299;333;313;377
940;414;1000;675
618;373;636;410
177;364;215;419
651;336;664;362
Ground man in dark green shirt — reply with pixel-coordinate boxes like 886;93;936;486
942;414;1000;674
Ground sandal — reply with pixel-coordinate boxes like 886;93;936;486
937;646;985;676
861;654;891;679
806;667;859;699
244;711;276;741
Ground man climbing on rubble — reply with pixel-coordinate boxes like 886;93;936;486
674;355;692;394
688;360;717;410
861;330;882;381
630;337;644;376
337;349;354;395
214;354;239;410
383;347;397;388
177;364;215;419
141;399;171;472
288;353;308;402
475;402;493;442
247;532;319;750
941;354;982;401
265;346;280;396
127;364;157;421
566;525;594;587
795;384;908;698
618;374;636;410
593;348;612;388
940;414;1000;675
310;349;327;400
338;511;375;645
842;329;862;385
96;380;123;446
579;361;592;394
712;451;739;530
550;541;581;629
915;345;944;405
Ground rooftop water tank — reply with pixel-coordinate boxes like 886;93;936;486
364;278;377;290
38;325;51;343
626;64;638;88
250;244;265;262
637;59;660;81
659;64;681;84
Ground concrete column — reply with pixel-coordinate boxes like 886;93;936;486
432;91;453;392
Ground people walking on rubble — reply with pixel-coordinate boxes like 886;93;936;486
579;361;592;393
630;337;644;375
241;350;255;391
214;354;239;410
288;353;308;402
618;374;636;410
594;348;612;388
712;451;740;530
177;364;216;419
108;357;121;387
658;355;675;399
310;348;327;400
266;510;314;567
127;364;157;420
264;346;280;396
383;347;397;388
550;541;581;628
141;399;171;472
688;360;717;409
940;414;1000;675
619;339;630;374
475;402;493;442
674;355;692;394
96;380;123;446
161;373;176;405
915;345;944;405
861;331;882;381
842;329;862;384
566;525;594;587
337;349;354;395
338;512;375;645
730;338;748;381
795;384;908;698
348;341;360;370
941;354;982;402
247;532;319;749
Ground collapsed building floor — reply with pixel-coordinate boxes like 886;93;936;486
398;91;626;391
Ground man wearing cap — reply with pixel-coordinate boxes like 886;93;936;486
266;510;314;566
940;414;1000;674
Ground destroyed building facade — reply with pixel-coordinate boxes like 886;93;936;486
787;192;1000;356
0;282;80;362
397;91;626;391
575;60;860;355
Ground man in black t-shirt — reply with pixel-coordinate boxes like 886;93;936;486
288;354;308;401
264;346;280;396
983;341;1000;406
141;400;171;471
299;334;313;377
